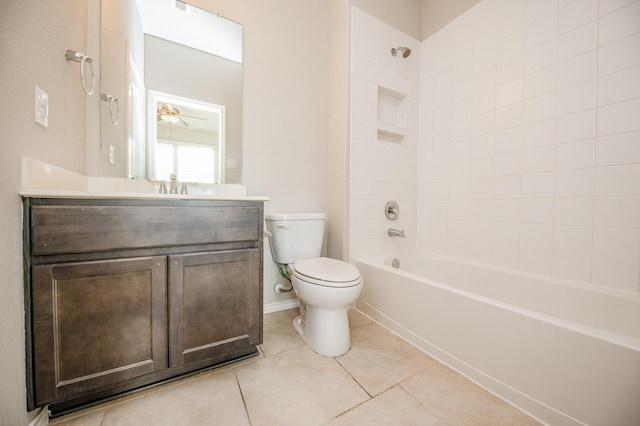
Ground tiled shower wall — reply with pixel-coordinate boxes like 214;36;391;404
418;0;640;293
349;7;420;260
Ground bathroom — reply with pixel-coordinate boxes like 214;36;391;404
1;0;639;424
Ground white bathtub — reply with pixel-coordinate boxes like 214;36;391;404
355;253;640;426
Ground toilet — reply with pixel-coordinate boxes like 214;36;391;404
265;213;363;357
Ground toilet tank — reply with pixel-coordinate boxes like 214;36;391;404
265;213;326;264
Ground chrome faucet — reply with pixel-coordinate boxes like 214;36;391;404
169;174;178;194
388;228;405;238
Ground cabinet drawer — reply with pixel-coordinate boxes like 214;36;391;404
30;204;260;255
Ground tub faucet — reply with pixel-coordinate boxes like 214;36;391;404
388;228;405;238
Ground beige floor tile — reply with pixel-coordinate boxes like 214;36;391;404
328;385;440;425
401;364;541;425
336;322;436;397
98;370;248;426
348;308;373;329
50;410;106;426
260;307;304;357
236;344;370;426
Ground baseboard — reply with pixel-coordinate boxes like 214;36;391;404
264;298;299;314
28;407;48;426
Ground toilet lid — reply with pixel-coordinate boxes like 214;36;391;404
293;257;361;287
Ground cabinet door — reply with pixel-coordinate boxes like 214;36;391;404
169;249;262;368
32;257;167;406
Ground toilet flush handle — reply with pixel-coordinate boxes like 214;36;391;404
276;224;290;229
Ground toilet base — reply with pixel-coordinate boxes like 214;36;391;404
292;306;351;357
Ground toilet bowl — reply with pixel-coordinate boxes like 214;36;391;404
290;257;362;356
265;213;363;357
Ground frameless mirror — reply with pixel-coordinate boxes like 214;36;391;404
100;0;242;183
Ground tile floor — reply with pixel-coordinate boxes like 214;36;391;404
50;309;540;425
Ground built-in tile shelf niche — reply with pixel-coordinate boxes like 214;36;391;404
377;86;407;142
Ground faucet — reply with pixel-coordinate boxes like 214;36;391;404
388;228;405;238
169;174;178;194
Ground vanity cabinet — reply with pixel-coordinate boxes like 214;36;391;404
23;197;264;413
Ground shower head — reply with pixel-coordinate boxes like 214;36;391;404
391;46;411;58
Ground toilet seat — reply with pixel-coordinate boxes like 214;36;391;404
292;257;362;288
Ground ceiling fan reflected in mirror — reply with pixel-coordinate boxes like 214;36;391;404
157;103;206;129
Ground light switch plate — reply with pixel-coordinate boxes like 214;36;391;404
35;86;49;128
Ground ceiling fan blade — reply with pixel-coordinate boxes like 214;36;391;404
179;114;207;120
177;116;193;129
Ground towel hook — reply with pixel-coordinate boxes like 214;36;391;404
65;48;95;95
101;94;120;125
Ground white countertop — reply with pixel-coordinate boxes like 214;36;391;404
19;189;269;202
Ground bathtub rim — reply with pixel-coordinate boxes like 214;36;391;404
355;252;640;352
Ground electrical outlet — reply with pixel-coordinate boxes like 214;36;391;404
35;86;49;128
109;145;115;165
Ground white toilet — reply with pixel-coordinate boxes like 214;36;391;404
265;213;363;357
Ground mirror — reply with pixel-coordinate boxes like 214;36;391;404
100;0;242;183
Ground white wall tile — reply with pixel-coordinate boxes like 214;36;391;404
554;197;594;225
521;198;555;223
496;103;523;130
559;0;598;34
525;0;558;24
522;172;555;198
597;33;640;76
556;109;596;143
469;177;494;198
520;223;553;249
524;92;557;124
555;168;595;197
592;227;640;260
599;0;638;16
558;21;597;61
553;225;593;255
556;139;595;170
469;241;493;263
522;145;555;173
595;164;640;196
524;65;557;98
469;220;493;241
470;199;494;221
496;78;524;108
493;175;521;198
598;0;640;46
519;248;552;274
493;221;520;245
494;150;522;176
594;197;640;227
494;127;523;153
493;199;521;222
355;1;640;291
557;80;596;116
525;38;558;74
492;243;519;268
523;119;556;147
557;50;597;88
552;252;592;282
590;257;639;292
597;65;640;107
596;131;640;166
497;55;525;85
525;12;558;49
596;98;640;136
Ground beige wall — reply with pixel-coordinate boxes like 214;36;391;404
0;1;89;424
421;0;481;39
0;0;341;422
352;0;422;40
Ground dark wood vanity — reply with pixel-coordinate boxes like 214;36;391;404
23;197;264;415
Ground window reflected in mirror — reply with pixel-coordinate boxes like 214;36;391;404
148;91;225;183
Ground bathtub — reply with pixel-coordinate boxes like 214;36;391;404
355;253;640;426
